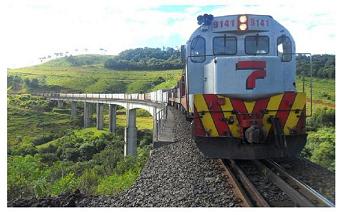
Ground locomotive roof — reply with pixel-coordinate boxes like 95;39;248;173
189;14;291;41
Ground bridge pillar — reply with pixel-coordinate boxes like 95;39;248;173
84;102;90;128
71;101;77;119
124;108;137;157
96;103;104;130
153;107;158;143
109;104;117;134
89;103;95;115
57;100;63;108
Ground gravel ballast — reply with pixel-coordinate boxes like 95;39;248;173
79;107;241;207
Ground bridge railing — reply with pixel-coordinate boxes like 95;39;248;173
156;106;168;137
36;91;171;141
36;90;169;104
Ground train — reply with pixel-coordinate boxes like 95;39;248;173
48;14;307;160
168;14;307;159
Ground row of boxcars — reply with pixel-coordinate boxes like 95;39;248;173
47;90;170;104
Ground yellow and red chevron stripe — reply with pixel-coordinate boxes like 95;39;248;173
193;92;306;139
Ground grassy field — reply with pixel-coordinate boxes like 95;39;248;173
8;55;182;94
296;76;335;112
7;95;78;147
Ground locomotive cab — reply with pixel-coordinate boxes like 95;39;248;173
187;15;296;98
183;14;307;159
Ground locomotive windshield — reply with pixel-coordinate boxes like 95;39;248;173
277;35;292;62
245;35;269;55
190;36;205;62
213;36;237;55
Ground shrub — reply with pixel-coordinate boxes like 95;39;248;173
78;169;99;194
93;139;107;152
307;108;335;131
92;146;123;175
11;143;38;156
50;172;79;196
52;108;71;114
62;148;80;162
115;156;137;175
7;155;50;200
79;143;97;161
302;127;335;172
39;153;58;165
96;169;139;195
38;143;58;154
32;134;55;146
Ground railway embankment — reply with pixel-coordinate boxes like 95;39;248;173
79;106;241;206
8;106;335;207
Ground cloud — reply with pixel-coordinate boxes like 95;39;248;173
0;0;336;69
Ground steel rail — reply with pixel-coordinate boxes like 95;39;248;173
264;160;335;207
254;160;314;206
228;160;270;207
218;159;253;207
223;160;270;207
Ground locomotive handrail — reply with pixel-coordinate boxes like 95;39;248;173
294;53;313;117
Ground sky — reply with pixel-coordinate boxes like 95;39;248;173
0;0;337;69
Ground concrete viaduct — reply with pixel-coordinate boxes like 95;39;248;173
41;93;168;157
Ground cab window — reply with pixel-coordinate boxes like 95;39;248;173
213;36;237;55
277;35;292;62
245;36;269;55
190;36;205;63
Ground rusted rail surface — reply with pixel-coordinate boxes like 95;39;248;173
220;159;334;207
261;160;335;207
218;159;252;207
219;159;269;207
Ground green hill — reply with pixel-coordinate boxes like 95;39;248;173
7;54;182;94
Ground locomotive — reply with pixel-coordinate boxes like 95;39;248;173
168;14;307;159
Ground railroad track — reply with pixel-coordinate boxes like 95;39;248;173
219;159;335;207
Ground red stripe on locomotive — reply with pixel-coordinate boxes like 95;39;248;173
236;61;266;70
252;97;270;116
246;70;266;89
193;106;206;136
276;92;297;128
203;95;231;136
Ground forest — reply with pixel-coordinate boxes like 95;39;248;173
296;54;335;79
104;47;183;70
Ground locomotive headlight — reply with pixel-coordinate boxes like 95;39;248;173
239;15;247;23
239;23;247;31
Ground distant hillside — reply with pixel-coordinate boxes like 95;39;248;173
42;54;114;67
104;47;183;70
7;54;182;94
7;51;335;95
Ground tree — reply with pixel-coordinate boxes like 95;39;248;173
62;148;80;162
79;143;96;161
92;146;123;174
104;47;184;70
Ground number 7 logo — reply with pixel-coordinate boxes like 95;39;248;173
236;61;266;89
